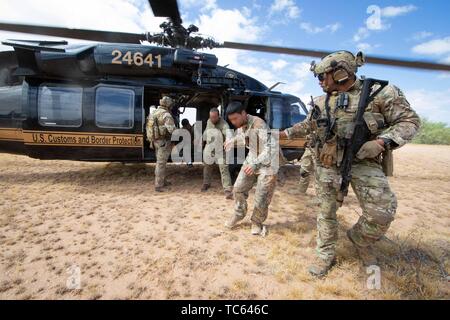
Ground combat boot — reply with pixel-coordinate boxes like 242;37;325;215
308;256;336;278
155;186;164;192
201;184;210;192
251;222;263;235
225;215;243;229
224;190;233;200
298;184;308;194
347;229;378;267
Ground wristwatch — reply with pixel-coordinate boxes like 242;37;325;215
380;137;393;147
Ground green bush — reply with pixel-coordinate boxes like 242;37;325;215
412;118;450;145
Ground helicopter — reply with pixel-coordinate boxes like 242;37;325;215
0;0;448;164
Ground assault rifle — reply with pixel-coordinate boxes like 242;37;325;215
336;78;388;206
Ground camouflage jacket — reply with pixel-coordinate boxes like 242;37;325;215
203;118;230;145
285;78;421;166
231;115;281;172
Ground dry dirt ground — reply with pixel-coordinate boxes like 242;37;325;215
0;144;449;299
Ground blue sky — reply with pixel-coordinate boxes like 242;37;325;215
0;0;449;123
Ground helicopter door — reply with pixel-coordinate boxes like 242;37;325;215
24;82;143;161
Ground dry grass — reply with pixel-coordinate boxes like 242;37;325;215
0;144;449;299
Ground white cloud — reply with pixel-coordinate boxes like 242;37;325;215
441;56;450;64
411;31;433;41
412;37;450;56
353;27;370;42
356;42;379;53
0;0;160;33
300;22;341;34
269;0;301;19
406;88;450;124
381;5;417;17
180;0;217;13
0;0;169;51
193;8;262;43
270;59;288;71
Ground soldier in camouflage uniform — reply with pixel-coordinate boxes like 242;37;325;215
202;108;233;199
146;96;176;192
224;101;280;235
280;51;420;277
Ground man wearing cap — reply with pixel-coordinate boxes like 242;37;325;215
280;51;420;277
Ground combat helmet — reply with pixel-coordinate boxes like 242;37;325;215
310;51;365;82
159;95;175;108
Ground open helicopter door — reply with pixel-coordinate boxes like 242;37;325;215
23;81;144;161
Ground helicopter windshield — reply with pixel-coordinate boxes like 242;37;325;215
269;96;307;130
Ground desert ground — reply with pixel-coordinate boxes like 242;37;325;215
0;144;449;299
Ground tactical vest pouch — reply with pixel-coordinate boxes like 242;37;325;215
363;112;385;135
146;112;165;147
319;137;337;168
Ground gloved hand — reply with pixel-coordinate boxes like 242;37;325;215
319;140;337;168
356;140;385;160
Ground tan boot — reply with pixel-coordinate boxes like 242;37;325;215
224;190;233;200
347;229;378;267
308;256;336;278
225;215;243;229
163;181;172;187
298;181;309;194
251;222;263;235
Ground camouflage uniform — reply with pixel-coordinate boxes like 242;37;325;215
147;97;176;189
285;59;420;262
202;118;233;192
298;138;315;193
230;115;280;226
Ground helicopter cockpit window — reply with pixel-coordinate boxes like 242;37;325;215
289;101;307;127
269;97;285;129
95;87;134;129
38;84;82;127
269;96;307;129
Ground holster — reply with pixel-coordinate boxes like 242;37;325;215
381;148;394;176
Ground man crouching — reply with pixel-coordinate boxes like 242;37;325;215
224;101;280;236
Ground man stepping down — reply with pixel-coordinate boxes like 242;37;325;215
224;101;282;236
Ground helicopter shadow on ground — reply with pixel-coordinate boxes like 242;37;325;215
0;162;222;190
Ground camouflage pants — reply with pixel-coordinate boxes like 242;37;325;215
203;163;232;191
154;140;172;188
315;160;397;260
299;147;314;193
233;167;277;224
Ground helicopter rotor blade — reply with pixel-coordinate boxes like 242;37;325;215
0;22;145;43
148;0;182;26
222;41;450;72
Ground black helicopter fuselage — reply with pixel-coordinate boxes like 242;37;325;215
0;41;307;162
